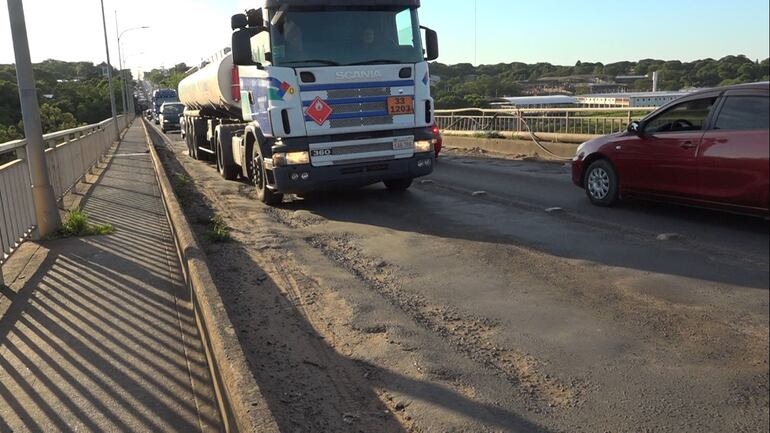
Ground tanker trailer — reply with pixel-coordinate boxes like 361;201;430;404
179;1;439;205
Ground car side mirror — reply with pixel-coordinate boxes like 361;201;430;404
421;26;439;61
232;27;264;67
627;120;641;135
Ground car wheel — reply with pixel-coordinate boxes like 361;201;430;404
584;159;618;206
252;148;283;206
384;178;413;191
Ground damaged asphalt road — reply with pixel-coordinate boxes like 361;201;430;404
150;126;769;433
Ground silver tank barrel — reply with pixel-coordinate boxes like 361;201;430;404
178;52;242;119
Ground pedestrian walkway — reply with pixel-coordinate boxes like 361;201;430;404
0;122;222;432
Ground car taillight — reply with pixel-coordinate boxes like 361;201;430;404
432;125;440;136
231;66;241;102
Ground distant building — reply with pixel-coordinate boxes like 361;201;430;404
615;75;648;83
588;83;628;94
576;91;690;108
489;95;578;109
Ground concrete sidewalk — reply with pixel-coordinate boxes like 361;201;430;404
0;122;222;432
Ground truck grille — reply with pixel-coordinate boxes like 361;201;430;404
328;87;391;98
330;116;393;128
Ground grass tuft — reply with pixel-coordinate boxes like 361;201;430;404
59;209;115;237
206;214;230;243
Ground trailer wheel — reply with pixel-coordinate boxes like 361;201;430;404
215;132;239;181
252;147;283;206
184;121;196;158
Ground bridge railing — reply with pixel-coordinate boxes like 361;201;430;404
435;107;656;139
0;115;130;285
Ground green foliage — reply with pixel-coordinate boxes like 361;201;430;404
0;59;131;143
59;209;115;237
145;63;189;91
430;55;770;109
206;214;231;243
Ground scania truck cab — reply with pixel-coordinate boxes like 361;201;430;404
179;0;439;205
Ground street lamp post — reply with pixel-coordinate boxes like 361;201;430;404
115;16;149;117
99;0;119;140
6;0;61;237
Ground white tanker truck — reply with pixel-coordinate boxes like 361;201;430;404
178;0;439;205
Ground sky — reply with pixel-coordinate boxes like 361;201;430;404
1;0;768;76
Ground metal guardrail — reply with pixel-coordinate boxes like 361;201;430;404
0;115;130;285
435;107;657;137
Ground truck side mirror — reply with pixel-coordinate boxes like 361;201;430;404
421;26;439;61
232;27;263;66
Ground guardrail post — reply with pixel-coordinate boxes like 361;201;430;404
7;0;61;237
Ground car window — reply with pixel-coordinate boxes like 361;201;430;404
162;105;183;114
714;96;770;131
644;97;716;134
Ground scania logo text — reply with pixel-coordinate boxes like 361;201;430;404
336;71;383;80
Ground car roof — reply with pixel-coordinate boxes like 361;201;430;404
689;81;769;97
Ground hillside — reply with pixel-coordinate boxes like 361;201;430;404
429;55;770;108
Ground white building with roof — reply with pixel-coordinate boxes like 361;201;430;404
576;91;690;108
489;95;578;109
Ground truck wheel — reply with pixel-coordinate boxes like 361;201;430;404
191;120;208;161
384;178;413;191
252;149;283;206
185;124;196;159
215;134;239;181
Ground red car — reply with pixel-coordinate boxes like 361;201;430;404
572;82;769;216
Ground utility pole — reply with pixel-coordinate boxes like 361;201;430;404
6;0;61;237
100;0;120;140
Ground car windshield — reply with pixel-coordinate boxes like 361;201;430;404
270;7;423;67
162;104;183;114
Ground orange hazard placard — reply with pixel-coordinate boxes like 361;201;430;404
387;96;414;115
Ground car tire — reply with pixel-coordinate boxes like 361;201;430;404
584;159;619;206
252;148;283;206
384;178;413;191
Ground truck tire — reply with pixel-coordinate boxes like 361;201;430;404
191;119;208;161
252;147;283;206
384;178;413;191
185;122;196;159
215;130;239;181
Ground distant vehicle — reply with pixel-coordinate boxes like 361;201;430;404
145;109;153;120
159;102;185;133
178;2;440;205
432;123;443;157
152;88;179;124
572;82;769;216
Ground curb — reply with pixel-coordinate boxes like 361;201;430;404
140;120;280;433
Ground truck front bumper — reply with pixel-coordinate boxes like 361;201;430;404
270;154;434;194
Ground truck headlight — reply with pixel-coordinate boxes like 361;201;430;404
273;151;310;166
414;140;433;153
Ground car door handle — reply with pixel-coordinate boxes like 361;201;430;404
680;141;697;149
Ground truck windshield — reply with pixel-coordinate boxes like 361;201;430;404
270;7;423;67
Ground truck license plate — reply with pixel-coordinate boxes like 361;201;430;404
393;137;413;150
387;96;414;115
